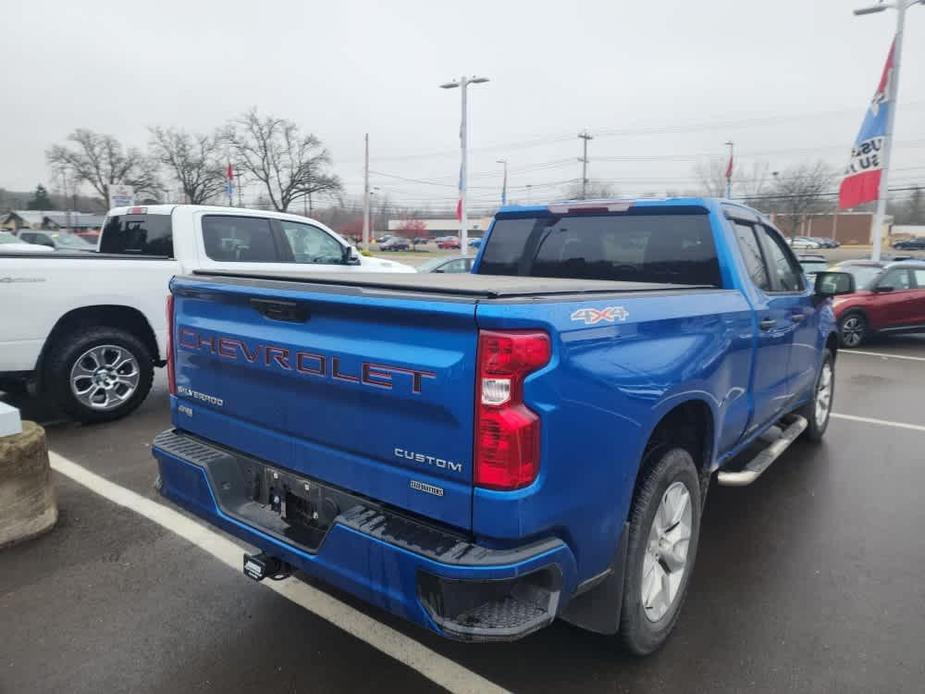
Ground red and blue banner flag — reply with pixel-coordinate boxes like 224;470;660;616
838;38;896;209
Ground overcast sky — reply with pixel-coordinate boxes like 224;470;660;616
4;0;924;210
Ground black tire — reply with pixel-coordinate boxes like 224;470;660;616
797;350;835;443
43;326;154;424
838;311;867;348
620;447;702;655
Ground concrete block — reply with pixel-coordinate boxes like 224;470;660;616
0;421;57;548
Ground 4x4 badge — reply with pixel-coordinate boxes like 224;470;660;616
570;306;629;325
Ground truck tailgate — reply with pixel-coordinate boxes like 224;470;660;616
170;275;478;530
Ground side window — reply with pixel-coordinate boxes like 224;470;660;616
758;226;803;292
99;214;173;256
438;258;469;273
912;269;925;289
878;268;912;290
201;216;277;262
278;221;344;265
732;222;770;291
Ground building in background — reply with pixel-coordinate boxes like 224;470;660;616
766;211;893;245
0;210;106;232
387;217;494;239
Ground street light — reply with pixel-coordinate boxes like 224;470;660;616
440;75;490;255
852;0;923;261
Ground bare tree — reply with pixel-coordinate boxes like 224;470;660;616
563;179;616;200
223;109;341;212
768;161;836;239
47;129;160;205
149;127;226;204
694;159;728;197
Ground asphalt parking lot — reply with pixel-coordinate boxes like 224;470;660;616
2;334;925;693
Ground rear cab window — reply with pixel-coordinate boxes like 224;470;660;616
201;216;277;262
478;211;722;286
100;214;173;256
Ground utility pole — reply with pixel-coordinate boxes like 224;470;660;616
725;141;735;199
440;75;490;256
853;0;922;261
578;130;593;199
362;133;370;251
496;159;508;205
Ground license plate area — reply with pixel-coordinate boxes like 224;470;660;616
201;444;367;553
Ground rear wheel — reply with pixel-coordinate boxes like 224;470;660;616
44;326;154;423
838;312;867;348
620;447;701;655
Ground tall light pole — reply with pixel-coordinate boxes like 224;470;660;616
853;0;923;261
362;133;370;251
441;75;489;256
496;159;508;205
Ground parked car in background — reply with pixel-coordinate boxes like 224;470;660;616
829;259;925;347
788;236;822;249
376;234;394;244
0;205;414;422
892;237;925;250
379;237;411;251
18;229;96;252
412;237;430;247
0;230;54;254
416;255;473;273
468;237;482;248
797;254;829;282
437;236;460;249
811;236;840;248
155;197;848;654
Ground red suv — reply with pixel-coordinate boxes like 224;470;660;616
437;237;460;250
831;260;925;347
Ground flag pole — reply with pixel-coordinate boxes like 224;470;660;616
870;4;906;262
724;141;734;199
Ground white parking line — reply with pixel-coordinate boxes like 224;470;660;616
831;412;925;433
48;452;509;694
840;350;925;362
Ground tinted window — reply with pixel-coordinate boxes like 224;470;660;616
759;226;803;292
480;213;721;286
840;264;882;289
99;214;173;256
278;220;344;264
732;222;770;291
879;268;912;290
201;216;277;262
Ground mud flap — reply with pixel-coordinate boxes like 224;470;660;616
558;522;628;635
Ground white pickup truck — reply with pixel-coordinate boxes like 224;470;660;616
0;204;414;422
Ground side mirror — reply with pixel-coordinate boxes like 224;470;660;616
874;284;895;293
343;245;361;266
814;271;855;297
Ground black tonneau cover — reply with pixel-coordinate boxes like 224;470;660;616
189;269;715;299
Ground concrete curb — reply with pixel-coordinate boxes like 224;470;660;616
0;421;58;549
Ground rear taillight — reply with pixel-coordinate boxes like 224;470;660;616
475;330;550;490
166;294;176;395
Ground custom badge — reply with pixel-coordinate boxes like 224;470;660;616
570;306;630;325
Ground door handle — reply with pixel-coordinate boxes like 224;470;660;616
759;318;776;331
791;313;806;323
249;298;309;323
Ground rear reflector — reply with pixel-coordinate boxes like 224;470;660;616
475;330;550;490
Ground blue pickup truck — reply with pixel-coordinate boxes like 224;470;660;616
153;198;853;654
